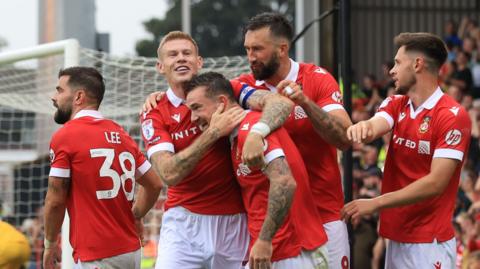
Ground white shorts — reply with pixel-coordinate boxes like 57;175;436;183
244;246;329;269
324;220;350;269
155;206;249;269
385;238;456;269
74;249;141;269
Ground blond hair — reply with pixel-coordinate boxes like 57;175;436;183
157;31;199;58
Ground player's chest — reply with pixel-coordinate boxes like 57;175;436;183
164;107;201;149
391;109;436;156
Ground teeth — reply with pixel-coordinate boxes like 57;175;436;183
176;66;189;71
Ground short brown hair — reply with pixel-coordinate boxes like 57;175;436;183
394;32;447;72
157;31;199;58
58;66;105;107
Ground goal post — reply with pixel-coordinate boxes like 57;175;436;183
0;39;79;269
0;39;250;269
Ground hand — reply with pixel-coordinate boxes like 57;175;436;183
276;80;308;106
249;239;272;269
341;198;379;224
135;218;146;246
140;91;165;114
346;120;374;143
43;243;62;269
242;132;266;170
208;104;246;138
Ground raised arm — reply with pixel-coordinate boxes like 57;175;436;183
277;80;352;150
248;157;296;268
346;115;392;144
242;91;294;169
43;176;70;269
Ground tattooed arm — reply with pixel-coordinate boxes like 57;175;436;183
151;106;245;186
277;80;352;150
242;91;293;169
246;90;294;132
249;156;296;266
302;99;352;150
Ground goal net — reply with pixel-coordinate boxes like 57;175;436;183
0;40;250;269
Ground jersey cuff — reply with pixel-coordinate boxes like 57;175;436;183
147;143;174;159
375;111;394;129
433;149;464;161
49;167;71;178
136;160;152;178
265;149;285;164
322;104;345;112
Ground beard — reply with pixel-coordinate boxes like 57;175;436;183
54;105;72;124
395;75;416;95
250;53;280;81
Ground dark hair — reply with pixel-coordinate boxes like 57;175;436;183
244;12;294;43
58;66;105;107
184;72;236;102
394;32;448;72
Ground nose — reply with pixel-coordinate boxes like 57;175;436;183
246;50;255;63
190;112;198;123
389;67;395;77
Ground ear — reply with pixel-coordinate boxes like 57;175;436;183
73;90;86;105
197;56;204;69
278;41;290;57
413;57;424;73
218;95;229;111
156;60;165;75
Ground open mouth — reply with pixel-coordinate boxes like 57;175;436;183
175;66;190;73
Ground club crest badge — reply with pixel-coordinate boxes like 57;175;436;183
419;116;431;133
142;119;154;140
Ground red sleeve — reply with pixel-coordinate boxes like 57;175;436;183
263;130;286;164
49;129;71;178
122;130;151;178
307;68;345;112
140;110;175;158
432;107;471;161
375;95;404;128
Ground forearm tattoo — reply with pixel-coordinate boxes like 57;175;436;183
247;91;292;132
259;157;295;241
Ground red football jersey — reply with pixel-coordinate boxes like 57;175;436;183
140;89;244;215
231;111;327;262
234;59;345;223
376;88;471;243
49;110;152;262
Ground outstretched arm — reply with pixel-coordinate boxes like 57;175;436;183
342;157;458;223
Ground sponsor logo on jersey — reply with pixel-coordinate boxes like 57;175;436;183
331;91;343;103
445;129;462;146
171;127;200;140
294;106;308;120
241;123;250;131
418;140;430;154
49;148;55;163
419;116;431;133
449;106;459;116
171;113;181;123
142;119;154;140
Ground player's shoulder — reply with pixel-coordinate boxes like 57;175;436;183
300;63;335;80
233;73;256;85
237;111;261;134
435;94;470;121
378;94;408;109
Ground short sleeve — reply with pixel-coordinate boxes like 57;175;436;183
432;107;472;161
307;68;345;113
263;130;286;164
375;95;404;129
140;112;175;159
49;129;71;178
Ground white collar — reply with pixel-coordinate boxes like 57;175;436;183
73;109;103;119
254;59;300;92
166;88;184;108
407;87;444;118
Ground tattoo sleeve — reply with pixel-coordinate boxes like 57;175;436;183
302;99;352;150
246;91;293;132
151;127;221;186
259;157;296;241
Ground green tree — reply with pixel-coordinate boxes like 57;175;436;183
136;0;294;57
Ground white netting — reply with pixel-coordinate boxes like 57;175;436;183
0;44;250;268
